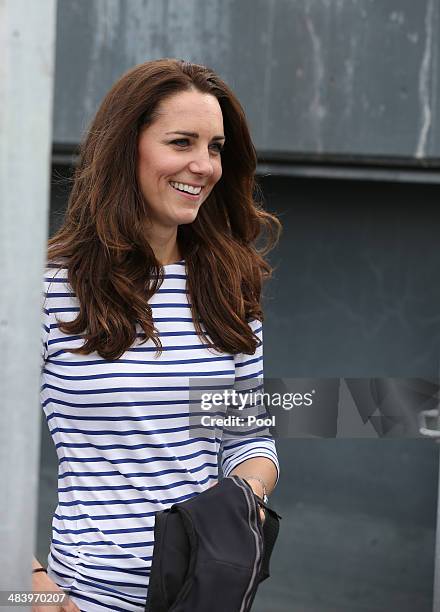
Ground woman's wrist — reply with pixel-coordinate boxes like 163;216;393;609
241;475;268;504
32;557;46;572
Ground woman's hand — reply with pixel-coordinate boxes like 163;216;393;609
209;479;266;523
242;479;266;524
31;571;80;612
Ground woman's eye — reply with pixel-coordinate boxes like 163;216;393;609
171;139;190;147
210;142;224;153
170;139;224;153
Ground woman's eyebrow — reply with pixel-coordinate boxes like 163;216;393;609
165;130;225;141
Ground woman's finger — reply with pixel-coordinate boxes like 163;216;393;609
61;596;81;612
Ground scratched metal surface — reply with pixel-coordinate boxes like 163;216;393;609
54;0;440;159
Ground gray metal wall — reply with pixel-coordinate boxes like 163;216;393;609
55;0;440;161
262;176;440;380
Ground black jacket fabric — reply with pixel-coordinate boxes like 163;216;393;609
145;475;281;612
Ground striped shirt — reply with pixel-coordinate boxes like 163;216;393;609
41;260;279;612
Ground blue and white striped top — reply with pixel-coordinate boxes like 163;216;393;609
41;260;279;612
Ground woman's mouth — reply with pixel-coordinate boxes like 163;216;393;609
169;181;203;200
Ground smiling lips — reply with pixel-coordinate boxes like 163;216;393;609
169;181;203;196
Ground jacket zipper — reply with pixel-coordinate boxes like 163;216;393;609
231;477;264;612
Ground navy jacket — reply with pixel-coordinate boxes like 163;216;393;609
145;475;281;612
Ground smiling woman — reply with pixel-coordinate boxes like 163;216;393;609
136;89;224;252
35;59;282;612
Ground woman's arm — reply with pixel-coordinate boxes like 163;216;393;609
220;320;280;495
31;557;80;612
32;557;45;571
229;456;278;498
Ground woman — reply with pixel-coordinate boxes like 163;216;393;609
33;58;281;612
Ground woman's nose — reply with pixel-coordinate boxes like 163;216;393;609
188;150;215;176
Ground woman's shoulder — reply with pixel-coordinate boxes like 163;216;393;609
43;259;70;292
44;258;68;275
246;317;263;332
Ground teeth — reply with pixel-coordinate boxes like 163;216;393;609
170;181;202;195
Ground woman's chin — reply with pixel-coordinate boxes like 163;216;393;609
175;210;199;225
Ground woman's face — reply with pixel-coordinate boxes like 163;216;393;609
137;89;225;232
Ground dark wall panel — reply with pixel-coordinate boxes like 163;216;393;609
262;176;440;379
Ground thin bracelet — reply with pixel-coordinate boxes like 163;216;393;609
32;567;47;574
241;475;268;504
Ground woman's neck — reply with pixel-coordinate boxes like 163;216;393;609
146;228;181;266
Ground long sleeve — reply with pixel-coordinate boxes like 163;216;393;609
41;272;51;366
220;319;280;485
41;264;61;367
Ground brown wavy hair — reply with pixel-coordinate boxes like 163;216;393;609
47;58;281;360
